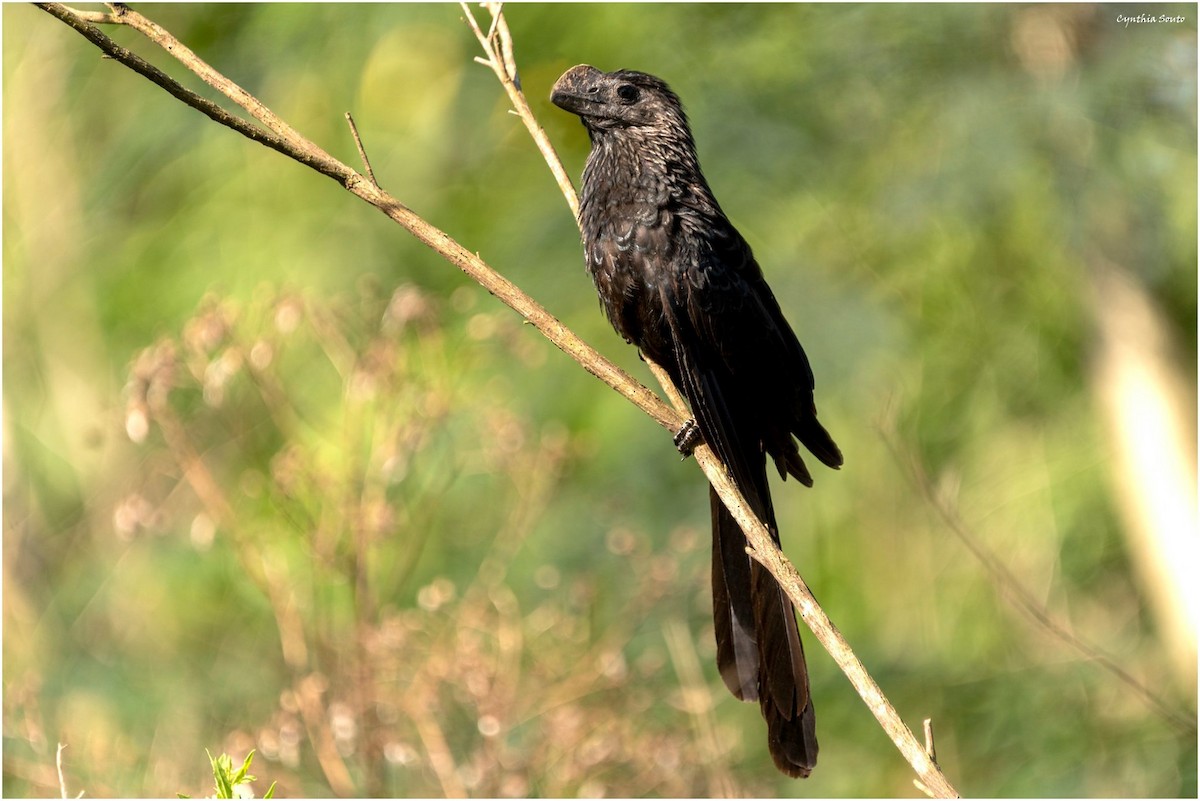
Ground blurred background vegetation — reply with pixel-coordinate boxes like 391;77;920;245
4;3;1197;797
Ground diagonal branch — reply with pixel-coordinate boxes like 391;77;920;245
460;1;579;220
103;2;339;163
38;3;310;169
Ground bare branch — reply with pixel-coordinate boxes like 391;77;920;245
492;5;520;85
924;717;938;763
58;5;119;24
460;2;579;220
37;3;317;171
912;718;941;797
104;2;339;164
55;743;68;800
344;112;378;188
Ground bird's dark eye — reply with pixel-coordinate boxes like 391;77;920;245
616;84;640;103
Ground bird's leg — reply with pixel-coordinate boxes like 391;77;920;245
673;418;703;458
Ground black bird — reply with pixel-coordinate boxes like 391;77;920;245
551;65;842;778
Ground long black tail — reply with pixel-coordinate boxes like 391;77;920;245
658;300;821;777
710;475;817;778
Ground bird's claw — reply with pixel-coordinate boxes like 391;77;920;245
673;418;702;458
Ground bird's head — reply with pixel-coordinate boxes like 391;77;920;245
550;65;690;137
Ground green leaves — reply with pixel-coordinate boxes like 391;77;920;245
178;750;276;800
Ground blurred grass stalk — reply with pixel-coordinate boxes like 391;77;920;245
1090;261;1198;690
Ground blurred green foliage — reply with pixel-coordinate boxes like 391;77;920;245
4;3;1196;797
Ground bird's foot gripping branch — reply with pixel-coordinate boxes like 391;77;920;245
672;418;703;457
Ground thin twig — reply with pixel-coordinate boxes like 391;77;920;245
913;719;940;797
460;2;579;220
63;7;118;24
344;112;378;188
55;743;69;799
484;2;502;46
493;6;520;86
103;2;340;165
644;359;690;414
40;4;316;171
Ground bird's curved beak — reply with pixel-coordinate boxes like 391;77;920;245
550;64;606;117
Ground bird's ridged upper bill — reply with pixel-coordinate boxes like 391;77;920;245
550;64;608;118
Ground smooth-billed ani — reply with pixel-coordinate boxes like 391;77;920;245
551;64;842;778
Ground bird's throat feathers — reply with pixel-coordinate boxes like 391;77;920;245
580;123;715;230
